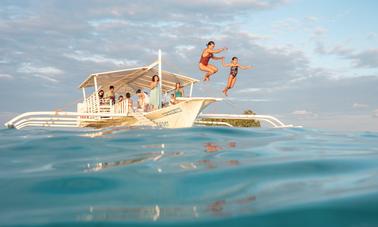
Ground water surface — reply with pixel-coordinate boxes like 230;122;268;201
0;127;377;226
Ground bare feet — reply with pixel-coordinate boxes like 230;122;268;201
222;88;228;96
203;75;210;81
203;77;209;81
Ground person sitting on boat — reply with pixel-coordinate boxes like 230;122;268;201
106;85;116;105
150;75;161;111
98;89;105;105
170;93;177;105
199;41;227;81
221;57;254;96
174;82;184;98
125;92;133;111
136;89;150;112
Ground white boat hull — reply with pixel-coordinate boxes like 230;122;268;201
144;97;220;128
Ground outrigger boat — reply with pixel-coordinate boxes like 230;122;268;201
5;50;295;129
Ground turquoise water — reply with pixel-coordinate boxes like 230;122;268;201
0;127;378;226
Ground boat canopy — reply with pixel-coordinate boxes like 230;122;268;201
79;65;199;94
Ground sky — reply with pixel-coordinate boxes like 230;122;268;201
1;0;378;131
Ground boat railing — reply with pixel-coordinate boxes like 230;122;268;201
81;92;133;115
114;100;130;114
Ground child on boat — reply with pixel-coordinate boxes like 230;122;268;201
221;57;254;96
125;92;133;110
170;93;177;105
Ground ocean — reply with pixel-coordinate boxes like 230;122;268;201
0;126;377;226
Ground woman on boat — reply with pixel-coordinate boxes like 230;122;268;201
150;75;161;110
98;89;105;105
174;82;184;98
199;41;227;81
221;57;254;96
106;85;116;105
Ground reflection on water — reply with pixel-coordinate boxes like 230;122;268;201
204;141;237;153
86;150;184;172
78;194;257;222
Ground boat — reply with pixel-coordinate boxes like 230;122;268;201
4;50;297;129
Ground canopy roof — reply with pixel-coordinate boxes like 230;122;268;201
79;64;199;94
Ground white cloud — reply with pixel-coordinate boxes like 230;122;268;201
353;103;368;108
373;109;378;118
351;48;378;68
175;45;196;59
272;17;301;32
292;110;318;118
88;18;129;29
228;97;272;102
313;27;327;36
305;16;318;22
236;87;263;93
0;73;13;79
63;51;139;67
17;63;63;83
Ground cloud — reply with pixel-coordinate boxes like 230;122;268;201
353;103;368;109
227;97;272;102
0;74;13;79
292;110;318;118
272;17;301;32
315;43;378;69
236;87;264;93
175;45;196;59
314;42;354;56
63;50;139;67
17;63;63;83
313;27;327;37
351;48;378;68
373;109;378;118
305;16;319;22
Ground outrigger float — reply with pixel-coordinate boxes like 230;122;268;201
4;50;296;130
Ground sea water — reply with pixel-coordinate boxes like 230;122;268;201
0;126;377;227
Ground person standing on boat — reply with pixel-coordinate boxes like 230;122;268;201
221;57;254;96
150;75;161;110
199;41;227;81
136;89;150;112
106;85;116;105
125;92;133;111
174;82;184;97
